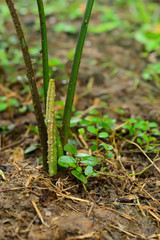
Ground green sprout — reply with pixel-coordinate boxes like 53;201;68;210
58;143;99;184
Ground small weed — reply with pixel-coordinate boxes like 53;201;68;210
0;97;20;112
58;143;99;184
122;117;159;153
89;5;122;33
142;63;160;88
24;145;40;154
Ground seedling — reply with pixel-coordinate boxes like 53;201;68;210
122;118;159;153
142;63;160;89
99;143;114;159
58;143;99;184
0;97;20;112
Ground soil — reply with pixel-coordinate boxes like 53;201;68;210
0;1;160;240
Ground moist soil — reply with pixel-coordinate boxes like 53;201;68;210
0;2;160;240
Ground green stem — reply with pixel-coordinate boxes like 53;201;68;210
6;0;48;172
36;0;49;108
36;0;63;161
56;128;64;158
61;0;94;146
37;0;63;158
46;79;57;176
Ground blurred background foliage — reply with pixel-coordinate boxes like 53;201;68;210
0;0;160;82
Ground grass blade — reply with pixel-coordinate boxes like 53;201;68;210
62;0;94;145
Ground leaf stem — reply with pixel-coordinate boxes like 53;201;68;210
6;0;48;172
36;0;49;107
61;0;94;146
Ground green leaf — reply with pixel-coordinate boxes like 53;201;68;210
100;143;110;150
0;97;6;101
70;118;82;127
27;126;39;134
76;166;82;172
38;157;42;164
75;153;90;157
71;170;87;184
24;145;39;154
54;22;77;33
99;143;108;149
129;118;137;124
58;156;76;168
64;143;77;155
98;132;109;138
88;109;99;115
108;146;114;150
141;134;149;143
84;166;93;176
137;138;143;146
91;144;97;152
134;122;148;131
107;151;114;159
8;98;20;107
80;156;98;166
148;122;158;128
100;167;106;172
87;126;98;135
90;172;99;177
86;116;101;124
89;21;120;33
78;128;85;134
0;103;8;112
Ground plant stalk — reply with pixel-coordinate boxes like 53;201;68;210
46;79;57;176
36;0;63;161
61;0;94;146
36;0;49;107
6;0;48;172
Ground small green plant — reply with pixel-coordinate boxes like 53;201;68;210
85;115;115;151
99;143;114;159
142;63;160;88
89;5;122;33
135;24;160;52
0;96;20;112
122;118;159;152
58;143;99;184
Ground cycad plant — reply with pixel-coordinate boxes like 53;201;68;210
5;0;94;176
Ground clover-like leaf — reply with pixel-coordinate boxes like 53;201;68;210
84;166;93;176
64;143;77;155
71;170;87;184
98;132;109;138
80;156;98;166
87;126;98;135
58;156;76;168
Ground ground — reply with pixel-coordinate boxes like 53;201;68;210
0;1;160;239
